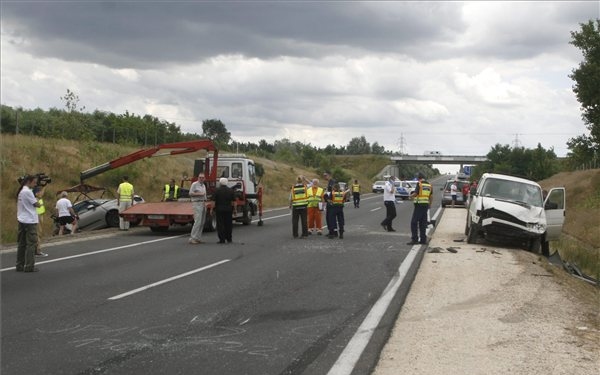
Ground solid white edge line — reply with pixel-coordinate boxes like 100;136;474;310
108;259;231;300
0;235;187;272
327;206;442;375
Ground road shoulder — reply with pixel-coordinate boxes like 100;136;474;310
373;208;600;375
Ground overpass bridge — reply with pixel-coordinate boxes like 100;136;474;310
390;154;488;165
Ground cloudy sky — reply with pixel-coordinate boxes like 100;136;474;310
1;1;598;171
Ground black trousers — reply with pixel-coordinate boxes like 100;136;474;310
353;192;360;207
330;205;345;233
381;201;397;230
216;210;233;242
292;206;308;237
410;204;429;243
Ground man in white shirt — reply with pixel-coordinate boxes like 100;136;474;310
55;191;78;235
16;176;41;272
189;173;207;244
380;176;397;232
450;181;458;208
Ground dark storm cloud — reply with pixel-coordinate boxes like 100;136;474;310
2;1;467;69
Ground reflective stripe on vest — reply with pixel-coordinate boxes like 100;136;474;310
352;184;360;192
415;182;432;204
164;184;179;200
332;191;345;205
36;198;45;215
119;182;134;201
306;186;324;207
292;184;308;206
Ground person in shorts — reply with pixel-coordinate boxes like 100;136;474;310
55;191;78;235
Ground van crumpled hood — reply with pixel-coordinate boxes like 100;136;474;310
480;197;545;226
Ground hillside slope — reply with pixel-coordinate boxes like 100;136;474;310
0;135;385;244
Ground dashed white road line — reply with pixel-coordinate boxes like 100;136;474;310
108;259;231;300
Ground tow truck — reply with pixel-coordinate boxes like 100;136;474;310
78;139;263;232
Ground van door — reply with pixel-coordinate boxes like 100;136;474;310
544;187;565;241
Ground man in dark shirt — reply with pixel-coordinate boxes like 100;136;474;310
212;177;235;244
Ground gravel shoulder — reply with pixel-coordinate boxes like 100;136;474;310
373;208;600;375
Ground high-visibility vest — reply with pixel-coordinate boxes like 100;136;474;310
415;181;432;204
306;186;324;208
291;184;308;206
352;183;360;193
332;191;345;206
164;184;180;200
36;198;46;215
118;182;134;201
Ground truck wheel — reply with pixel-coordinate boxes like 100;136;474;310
204;211;216;232
466;220;479;244
242;206;252;225
150;226;169;232
106;210;120;228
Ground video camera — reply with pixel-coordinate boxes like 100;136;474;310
17;173;52;187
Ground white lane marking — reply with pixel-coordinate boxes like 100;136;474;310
370;207;381;212
327;206;442;375
0;235;186;272
108;259;231;300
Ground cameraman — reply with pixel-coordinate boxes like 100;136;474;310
55;191;78;235
16;175;41;272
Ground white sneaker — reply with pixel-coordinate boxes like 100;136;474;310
35;252;48;257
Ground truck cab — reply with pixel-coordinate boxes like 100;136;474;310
212;154;259;195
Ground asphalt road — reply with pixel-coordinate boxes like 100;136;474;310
1;176;447;375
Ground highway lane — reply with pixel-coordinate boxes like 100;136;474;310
1;176;447;375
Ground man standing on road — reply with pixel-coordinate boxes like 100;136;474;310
16;175;41;272
380;176;397;232
289;176;309;238
323;171;338;236
351;179;361;208
306;178;325;235
117;175;134;231
55;191;78;236
407;172;432;245
213;177;235;244
189;173;207;244
450;180;458;208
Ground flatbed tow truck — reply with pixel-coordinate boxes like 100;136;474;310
78;139;263;232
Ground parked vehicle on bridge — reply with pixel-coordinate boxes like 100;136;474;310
464;173;565;254
424;150;442;156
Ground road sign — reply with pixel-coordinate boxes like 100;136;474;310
463;165;472;176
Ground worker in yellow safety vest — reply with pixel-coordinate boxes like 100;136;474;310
306;178;325;235
407;172;432;245
34;187;48;257
289;176;309;238
328;184;349;239
351;179;361;208
162;179;180;201
117;175;135;230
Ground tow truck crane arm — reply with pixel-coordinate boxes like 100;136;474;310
80;140;219;183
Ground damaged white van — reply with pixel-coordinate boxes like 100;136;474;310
465;173;565;255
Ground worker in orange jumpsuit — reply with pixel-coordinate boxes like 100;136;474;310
306;178;325;235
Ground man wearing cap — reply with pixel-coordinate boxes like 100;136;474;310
213;177;235;243
322;171;338;236
407;172;433;245
189;173;207;244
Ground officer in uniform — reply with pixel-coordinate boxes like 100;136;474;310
328;184;349;239
289;176;309;238
162;179;180;201
407;172;432;245
351;179;361;208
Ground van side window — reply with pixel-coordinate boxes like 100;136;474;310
217;166;229;178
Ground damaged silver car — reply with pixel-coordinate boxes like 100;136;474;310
465;173;565;255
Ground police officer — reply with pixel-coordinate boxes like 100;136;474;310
162;179;180;201
328;184;349;239
407;172;432;245
289;176;309;238
351;179;361;208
